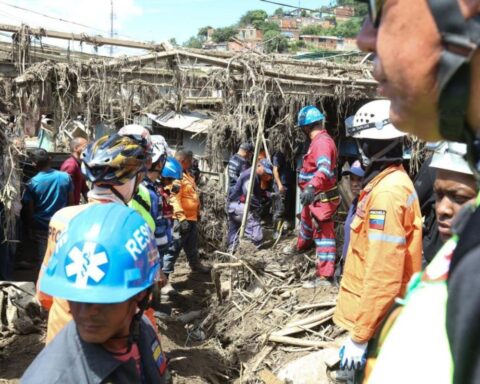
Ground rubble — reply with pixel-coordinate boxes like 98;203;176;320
0;282;45;336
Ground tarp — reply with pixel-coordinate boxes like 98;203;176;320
146;111;212;135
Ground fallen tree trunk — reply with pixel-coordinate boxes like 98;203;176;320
286;307;336;328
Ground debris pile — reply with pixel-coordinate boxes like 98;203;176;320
0;282;45;336
158;238;346;383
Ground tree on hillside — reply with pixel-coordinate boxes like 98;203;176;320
259;21;280;33
184;36;203;49
300;25;326;36
274;7;284;17
334;18;362;37
263;30;288;53
211;26;238;43
198;26;212;39
239;9;268;28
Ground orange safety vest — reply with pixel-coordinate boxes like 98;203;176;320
333;164;422;343
171;172;200;221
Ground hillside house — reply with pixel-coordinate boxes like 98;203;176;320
334;6;355;22
299;35;342;50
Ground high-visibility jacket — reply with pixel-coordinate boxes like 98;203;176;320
171;172;200;222
367;236;456;384
298;130;339;221
333;164;422;343
128;184;155;231
37;203;94;343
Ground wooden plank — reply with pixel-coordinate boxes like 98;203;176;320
258;369;283;384
0;23;165;51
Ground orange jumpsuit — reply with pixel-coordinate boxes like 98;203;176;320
334;164;422;344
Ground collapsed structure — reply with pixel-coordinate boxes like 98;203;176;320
0;24;383;382
0;23;378;245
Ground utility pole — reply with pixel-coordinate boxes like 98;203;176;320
110;0;114;56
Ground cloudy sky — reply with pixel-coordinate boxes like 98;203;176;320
0;0;330;56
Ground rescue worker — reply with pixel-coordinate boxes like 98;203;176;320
227;142;254;191
366;142;477;384
169;150;210;273
333;100;422;378
355;1;480;382
23;204;169;383
37;133;166;343
158;156;183;295
283;106;340;288
119;124;156;232
227;158;274;250
142;135;170;261
414;143;443;265
335;160;364;282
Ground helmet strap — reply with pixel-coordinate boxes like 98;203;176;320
108;185;129;206
126;288;152;354
356;138;401;173
427;0;480;142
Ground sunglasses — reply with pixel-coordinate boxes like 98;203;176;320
360;0;384;28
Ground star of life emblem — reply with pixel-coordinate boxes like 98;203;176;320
65;242;109;288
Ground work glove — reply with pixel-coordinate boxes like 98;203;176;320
179;220;190;235
300;185;315;206
339;337;368;370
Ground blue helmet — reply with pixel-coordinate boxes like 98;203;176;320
162;156;182;179
297;106;325;127
40;203;160;304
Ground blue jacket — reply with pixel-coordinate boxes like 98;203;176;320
22;318;168;384
143;178;170;253
228;168;263;212
227;154;250;190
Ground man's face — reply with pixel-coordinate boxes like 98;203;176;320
349;174;363;196
357;0;442;140
434;169;477;242
69;299;137;344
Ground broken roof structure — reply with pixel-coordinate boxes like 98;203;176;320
0;23;379;239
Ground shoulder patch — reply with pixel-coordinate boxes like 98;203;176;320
151;339;168;375
369;210;386;230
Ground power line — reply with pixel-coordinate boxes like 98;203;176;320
0;0;108;33
0;0;137;41
259;0;318;12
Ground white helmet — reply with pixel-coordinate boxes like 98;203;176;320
430;141;473;176
151;135;169;163
348;100;407;140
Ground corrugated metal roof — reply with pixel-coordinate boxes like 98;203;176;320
146;111;212;134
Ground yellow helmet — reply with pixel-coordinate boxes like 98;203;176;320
81;134;147;185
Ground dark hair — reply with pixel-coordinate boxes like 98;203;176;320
175;149;191;161
30;148;51;169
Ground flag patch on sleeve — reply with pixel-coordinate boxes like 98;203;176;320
369;210;386;230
